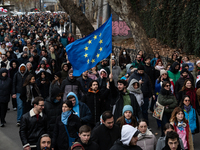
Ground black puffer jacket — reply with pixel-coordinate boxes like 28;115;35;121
52;114;81;150
76;138;100;150
19;110;49;147
0;68;12;103
44;87;63;137
128;70;153;98
12;64;29;94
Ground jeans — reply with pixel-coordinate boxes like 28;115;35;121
16;93;23;122
141;97;149;124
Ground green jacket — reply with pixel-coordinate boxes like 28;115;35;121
167;70;180;85
158;94;177;113
131;60;144;68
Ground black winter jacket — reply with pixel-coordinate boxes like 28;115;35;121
128;70;153;98
81;89;104;125
44;97;62;137
109;81;143;121
79;101;92;125
12;64;29;94
77;76;92;93
91;124;121;150
19;109;49;147
144;64;156;89
0;69;12;103
76;138;99;150
110;139;142;150
52;114;81;150
61;76;84;101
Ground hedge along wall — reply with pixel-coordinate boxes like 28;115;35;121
136;0;200;55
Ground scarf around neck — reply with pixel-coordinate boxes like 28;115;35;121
184;105;191;113
177;121;186;131
125;118;131;124
61;110;72;125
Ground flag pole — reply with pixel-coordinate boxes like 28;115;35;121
110;53;112;81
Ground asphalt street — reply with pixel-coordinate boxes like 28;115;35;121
0;102;200;150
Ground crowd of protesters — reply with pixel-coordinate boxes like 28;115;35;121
0;12;200;150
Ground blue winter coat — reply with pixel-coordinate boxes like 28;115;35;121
184;106;197;133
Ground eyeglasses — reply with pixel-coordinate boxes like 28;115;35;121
165;85;170;87
184;100;190;102
38;105;44;107
162;73;167;76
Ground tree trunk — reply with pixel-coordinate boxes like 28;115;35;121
59;0;94;36
109;0;152;53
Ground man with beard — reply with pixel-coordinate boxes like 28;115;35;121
109;73;142;122
77;70;92;94
37;134;51;150
128;65;153;124
131;54;144;68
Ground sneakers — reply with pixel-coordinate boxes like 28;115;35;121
13;108;17;111
16;122;20;127
0;124;5;127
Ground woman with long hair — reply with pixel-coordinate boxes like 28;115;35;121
116;105;137;129
179;95;199;134
20;74;41;114
158;81;177;136
178;79;199;111
170;107;194;150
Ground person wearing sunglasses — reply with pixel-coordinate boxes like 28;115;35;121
180;95;199;134
158;81;177;136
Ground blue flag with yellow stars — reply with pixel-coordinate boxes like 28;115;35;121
66;15;112;76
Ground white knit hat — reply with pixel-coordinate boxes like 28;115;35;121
196;60;200;65
160;69;167;76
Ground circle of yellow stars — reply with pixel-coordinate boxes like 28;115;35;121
84;33;103;64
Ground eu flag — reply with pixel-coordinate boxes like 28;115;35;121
66;15;112;76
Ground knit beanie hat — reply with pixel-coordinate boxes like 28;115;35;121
122;105;133;115
71;142;85;150
196;60;200;65
137;64;144;70
160;69;167;76
180;68;188;75
54;71;62;78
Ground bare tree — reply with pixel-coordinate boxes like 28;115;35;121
59;0;94;36
109;0;152;53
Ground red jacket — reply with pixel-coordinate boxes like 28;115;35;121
68;37;75;44
173;121;190;150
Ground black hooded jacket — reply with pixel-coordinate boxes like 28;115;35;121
0;68;12;103
44;87;63;137
76;138;100;150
